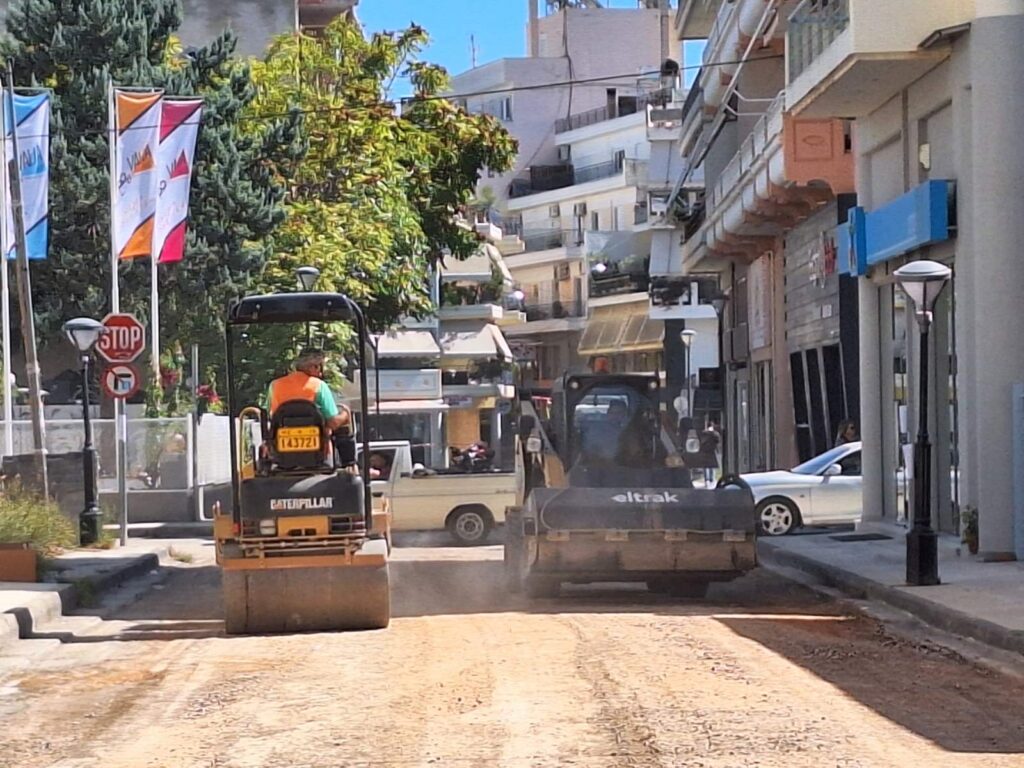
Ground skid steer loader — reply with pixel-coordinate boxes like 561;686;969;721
505;372;757;599
213;289;391;634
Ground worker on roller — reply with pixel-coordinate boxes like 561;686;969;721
268;349;350;432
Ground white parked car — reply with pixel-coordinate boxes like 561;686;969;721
741;442;863;536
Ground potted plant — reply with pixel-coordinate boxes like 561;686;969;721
961;505;979;555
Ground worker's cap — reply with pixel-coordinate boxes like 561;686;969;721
294;348;326;370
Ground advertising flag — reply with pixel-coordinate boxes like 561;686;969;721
154;99;202;264
112;89;163;260
3;92;50;260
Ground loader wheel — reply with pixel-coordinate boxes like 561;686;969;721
447;506;493;546
524;574;560;599
669;580;709;599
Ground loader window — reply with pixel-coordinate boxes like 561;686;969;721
572;387;656;468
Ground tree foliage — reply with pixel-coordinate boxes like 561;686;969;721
0;0;301;379
250;19;517;334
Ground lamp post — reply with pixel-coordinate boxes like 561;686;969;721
62;318;105;546
296;266;320;346
710;292;729;474
370;333;381;439
894;259;951;587
679;329;697;421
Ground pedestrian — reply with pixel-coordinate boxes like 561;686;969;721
699;420;721;486
835;419;858;446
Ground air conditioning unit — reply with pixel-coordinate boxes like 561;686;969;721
554;263;570;281
573;202;588;217
557;144;571;162
548;204;561;218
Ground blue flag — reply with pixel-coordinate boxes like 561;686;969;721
3;92;50;261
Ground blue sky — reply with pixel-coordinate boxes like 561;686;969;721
357;1;705;96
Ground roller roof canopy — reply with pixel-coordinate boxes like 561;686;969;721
227;292;363;325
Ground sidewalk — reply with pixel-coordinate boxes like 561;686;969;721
759;522;1024;656
0;539;171;646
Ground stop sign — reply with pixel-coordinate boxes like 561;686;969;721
97;313;145;363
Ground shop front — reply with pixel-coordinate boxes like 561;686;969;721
838;180;959;533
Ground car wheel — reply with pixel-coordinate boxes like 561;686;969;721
757;497;800;536
447;506;493;546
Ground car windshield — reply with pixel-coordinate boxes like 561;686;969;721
791;445;852;475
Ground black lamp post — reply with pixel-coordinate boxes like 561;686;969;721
710;292;729;474
679;328;697;420
894;259;951;586
296;266;320;345
63;317;105;546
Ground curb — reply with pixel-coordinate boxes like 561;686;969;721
759;541;1024;658
0;548;165;645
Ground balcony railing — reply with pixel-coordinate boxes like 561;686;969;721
706;92;785;215
520;228;583;253
523;298;586;322
590;269;650;299
508;155;643;198
787;0;851;83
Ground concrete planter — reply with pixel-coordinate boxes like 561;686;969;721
0;542;37;582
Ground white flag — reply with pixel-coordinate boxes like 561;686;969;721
154;99;202;264
112;88;163;260
3;91;50;260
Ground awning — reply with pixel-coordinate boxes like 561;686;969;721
373;398;449;413
374;329;440;358
440;324;512;360
578;304;664;356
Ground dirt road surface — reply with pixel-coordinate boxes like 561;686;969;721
2;538;1024;768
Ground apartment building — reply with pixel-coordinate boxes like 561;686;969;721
451;1;675;385
661;0;1024;559
657;0;856;473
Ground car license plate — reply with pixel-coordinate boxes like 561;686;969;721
276;426;321;453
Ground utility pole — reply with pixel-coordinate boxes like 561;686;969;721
470;34;478;68
5;64;47;499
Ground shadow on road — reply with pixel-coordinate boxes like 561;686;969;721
718;612;1024;754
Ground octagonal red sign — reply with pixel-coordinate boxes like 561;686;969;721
96;313;145;364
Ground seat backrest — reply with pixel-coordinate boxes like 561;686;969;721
269;399;327;471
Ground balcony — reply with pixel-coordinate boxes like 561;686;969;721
506;278;586;335
519;228;583;254
786;0;965;118
507;157;647;200
442;362;516;400
359;369;442;401
694;92;854;266
297;0;358;32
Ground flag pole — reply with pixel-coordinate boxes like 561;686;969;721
6;61;47;498
0;121;12;457
109;77;129;546
150;237;159;387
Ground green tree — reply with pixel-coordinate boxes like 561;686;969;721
0;0;302;391
249;19;516;335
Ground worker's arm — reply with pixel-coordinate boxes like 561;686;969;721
315;380;349;432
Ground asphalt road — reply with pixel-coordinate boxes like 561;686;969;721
1;538;1023;768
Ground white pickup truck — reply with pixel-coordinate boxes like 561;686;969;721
361;440;520;545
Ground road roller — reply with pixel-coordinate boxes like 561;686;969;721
214;289;391;634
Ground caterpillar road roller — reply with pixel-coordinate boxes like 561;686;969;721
505;372;757;599
213;289;390;633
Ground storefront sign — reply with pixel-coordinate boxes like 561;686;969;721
835;180;954;276
748;255;772;351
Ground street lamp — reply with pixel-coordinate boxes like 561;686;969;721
296;266;320;292
710;292;730;474
62;318;105;546
894;259;951;586
296;266;320;346
679;329;697;420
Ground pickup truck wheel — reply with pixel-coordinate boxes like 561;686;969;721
447;506;493;546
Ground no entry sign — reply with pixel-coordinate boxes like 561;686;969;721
102;363;141;400
97;313;145;364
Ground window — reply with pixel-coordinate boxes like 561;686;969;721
839;451;862;476
500;96;513;121
590;211;600;231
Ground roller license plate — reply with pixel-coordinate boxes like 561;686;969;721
276;426;321;453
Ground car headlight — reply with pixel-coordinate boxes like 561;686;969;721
258;519;277;536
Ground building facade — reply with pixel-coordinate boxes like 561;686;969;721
660;0;1024;559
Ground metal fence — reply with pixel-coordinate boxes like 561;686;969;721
787;0;851;82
